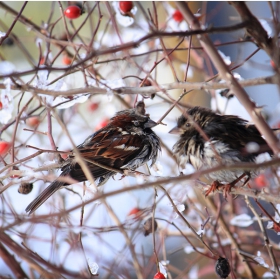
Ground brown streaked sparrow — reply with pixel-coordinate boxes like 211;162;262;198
169;106;276;197
26;101;161;214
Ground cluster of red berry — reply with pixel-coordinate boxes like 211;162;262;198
64;2;135;19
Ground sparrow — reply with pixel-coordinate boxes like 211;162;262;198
169;106;275;197
26;101;161;214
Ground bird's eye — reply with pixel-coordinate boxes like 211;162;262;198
133;120;140;126
185;122;191;127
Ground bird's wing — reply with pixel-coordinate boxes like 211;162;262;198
77;129;145;165
203;117;270;154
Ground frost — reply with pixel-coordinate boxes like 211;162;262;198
35;37;43;47
0;78;14;124
112;1;137;27
232;72;242;81
184;245;194;254
275;204;280;222
211;73;251;120
0;61;16;75
104;78;126;89
79;53;87;59
266;204;280;235
197;228;204;236
180;163;195;175
107;90;113;102
267;221;274;229
87;258;99;275
212;238;231;248
159;261;168;278
52;94;89;109
168;200;185;219
135;174;145;184
35;69;48;89
262;271;274;278
116;12;135;27
255;153;271;164
188;265;198;279
177;204;185;213
0;31;6;38
230;214;254;227
160;260;170;266
259;19;273;37
96;14;148;54
49;78;90;109
254;251;269;268
53;79;67;91
218;50;231;65
180;64;194;78
90;78;125;91
214;72;243;98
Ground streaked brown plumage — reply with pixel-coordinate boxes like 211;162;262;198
169;106;275;196
26;101;161;214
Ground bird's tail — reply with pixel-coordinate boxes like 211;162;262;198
25;170;69;215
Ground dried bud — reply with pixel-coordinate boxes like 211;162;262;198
215;257;231;279
2;37;14;47
143;217;158;236
18;183;33;195
219;89;233;99
11;166;21;179
141;79;152;87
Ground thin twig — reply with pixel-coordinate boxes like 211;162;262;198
245;196;280;279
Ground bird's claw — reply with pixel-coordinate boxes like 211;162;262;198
205;180;221;197
205;181;235;200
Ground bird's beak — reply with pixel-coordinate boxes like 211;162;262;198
144;119;158;128
169;126;183;134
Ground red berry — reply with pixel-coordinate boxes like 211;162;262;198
0;141;11;156
62;55;72;65
128;207;141;216
39;57;45;65
119;1;133;14
0;102;3;110
154;272;165;279
270;60;276;70
88;102;99;112
26;116;40;127
273;222;280;233
128;207;143;220
141;79;152;87
172;10;183;22
95;118;109;131
64;5;82;19
254;174;268;188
